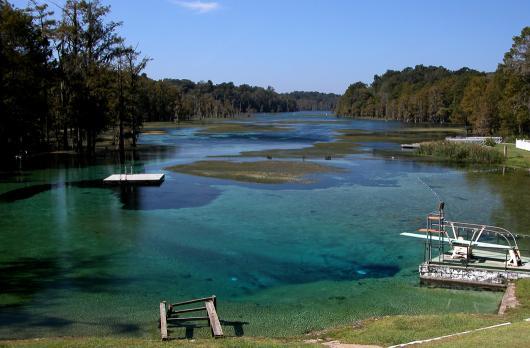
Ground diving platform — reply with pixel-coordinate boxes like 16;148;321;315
402;202;530;288
103;173;164;185
420;250;530;289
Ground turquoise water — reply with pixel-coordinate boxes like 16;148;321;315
1;112;528;339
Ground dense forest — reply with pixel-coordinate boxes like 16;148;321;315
336;27;530;136
2;0;528;163
0;0;331;161
283;91;339;111
134;79;339;122
150;79;299;122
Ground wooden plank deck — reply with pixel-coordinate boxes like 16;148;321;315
103;173;164;185
205;299;223;338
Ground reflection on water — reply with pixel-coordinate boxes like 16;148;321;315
0;112;526;339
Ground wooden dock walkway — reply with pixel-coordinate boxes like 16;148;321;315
159;295;223;340
103;173;164;185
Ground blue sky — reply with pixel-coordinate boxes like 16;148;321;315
16;0;530;93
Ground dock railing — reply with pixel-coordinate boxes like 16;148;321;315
503;248;529;271
446;136;503;144
422;215;524;267
442;220;519;250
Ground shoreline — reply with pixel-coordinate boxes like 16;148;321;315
0;279;527;347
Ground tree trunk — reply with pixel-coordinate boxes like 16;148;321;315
62;124;68;150
119;116;125;164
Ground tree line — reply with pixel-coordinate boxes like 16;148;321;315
283;91;339;111
336;27;530;136
136;79;340;122
0;0;332;161
140;79;298;122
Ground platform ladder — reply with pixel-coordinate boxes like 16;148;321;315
424;202;446;263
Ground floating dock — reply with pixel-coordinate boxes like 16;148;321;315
401;143;420;149
103;173;164;185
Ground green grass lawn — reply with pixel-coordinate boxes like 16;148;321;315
0;337;313;348
313;314;503;347
495;143;530;169
421;321;530;347
317;278;530;347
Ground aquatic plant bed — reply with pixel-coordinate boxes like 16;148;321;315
418;141;505;164
197;123;291;134
165;160;340;183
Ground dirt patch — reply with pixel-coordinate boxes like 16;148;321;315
498;282;519;315
323;341;382;348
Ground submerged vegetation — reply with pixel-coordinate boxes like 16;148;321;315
196;123;291;134
235;126;467;160
237;141;361;159
2;279;529;347
418;141;505;164
165;160;340;184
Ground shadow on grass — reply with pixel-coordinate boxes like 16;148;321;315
166;319;249;339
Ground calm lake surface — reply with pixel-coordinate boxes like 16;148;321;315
1;112;529;339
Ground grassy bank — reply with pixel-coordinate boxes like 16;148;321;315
494;143;530;168
0;337;310;348
417;141;505;164
2;279;529;347
416;140;530;168
318;313;502;347
317;278;530;347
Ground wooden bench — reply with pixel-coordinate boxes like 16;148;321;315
159;295;223;340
